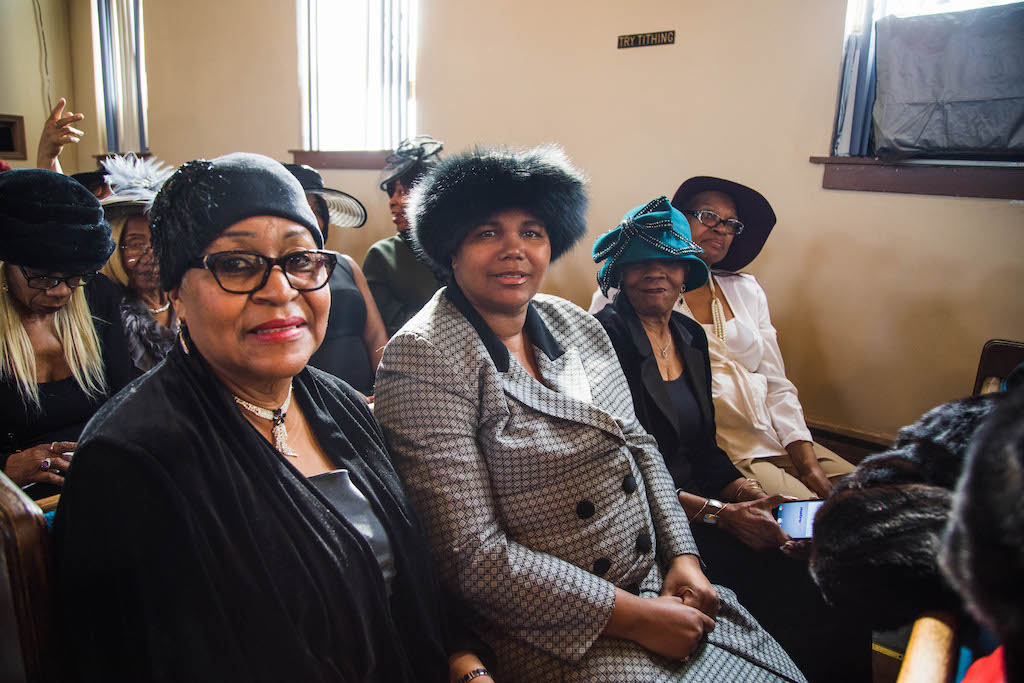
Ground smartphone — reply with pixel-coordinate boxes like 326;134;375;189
774;499;824;539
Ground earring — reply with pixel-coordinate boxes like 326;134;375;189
178;322;190;355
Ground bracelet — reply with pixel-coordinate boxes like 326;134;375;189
707;503;730;522
688;498;710;523
736;478;765;501
457;668;490;683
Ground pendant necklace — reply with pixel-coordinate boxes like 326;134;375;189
234;383;296;455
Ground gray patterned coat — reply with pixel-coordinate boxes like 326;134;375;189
375;287;806;682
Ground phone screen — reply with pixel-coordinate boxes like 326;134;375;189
774;499;824;539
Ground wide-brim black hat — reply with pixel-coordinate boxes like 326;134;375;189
283;164;367;229
670;176;776;272
408;145;588;274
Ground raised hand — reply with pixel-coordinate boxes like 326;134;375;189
37;98;85;173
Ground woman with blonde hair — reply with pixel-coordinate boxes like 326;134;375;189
0;169;133;499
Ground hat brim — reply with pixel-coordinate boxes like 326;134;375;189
306;188;367;229
670;176;776;272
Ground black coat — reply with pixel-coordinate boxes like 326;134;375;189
596;292;872;683
595;292;741;497
53;340;460;683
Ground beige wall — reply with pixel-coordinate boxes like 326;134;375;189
414;0;1024;438
1;0;79;173
74;0;1024;437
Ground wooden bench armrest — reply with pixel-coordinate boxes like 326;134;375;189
896;611;958;683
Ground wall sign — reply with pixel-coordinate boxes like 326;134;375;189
617;30;675;49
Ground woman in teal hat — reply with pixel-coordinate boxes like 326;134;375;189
593;196;871;682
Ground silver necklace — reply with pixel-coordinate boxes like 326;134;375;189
148;301;171;314
234;383;296;455
658;339;671;359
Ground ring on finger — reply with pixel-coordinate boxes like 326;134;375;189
40;457;52;471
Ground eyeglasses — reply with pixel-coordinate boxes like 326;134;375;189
121;240;154;267
682;210;744;236
17;265;97;290
188;250;338;294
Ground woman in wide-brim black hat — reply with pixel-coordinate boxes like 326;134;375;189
284;163;386;396
666;176;854;501
374;147;806;683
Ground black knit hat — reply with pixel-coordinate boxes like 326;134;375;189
0;168;114;273
408;145;588;274
150;153;322;291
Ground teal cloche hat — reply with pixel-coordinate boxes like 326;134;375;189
592;196;709;295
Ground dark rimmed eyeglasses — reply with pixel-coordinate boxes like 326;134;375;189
682;210;745;236
17;265;97;290
187;249;339;294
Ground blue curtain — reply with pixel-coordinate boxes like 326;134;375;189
831;0;878;157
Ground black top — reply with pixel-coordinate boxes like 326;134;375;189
664;373;705;442
308;469;396;595
0;275;133;494
53;339;465;682
308;258;374;394
594;292;741;497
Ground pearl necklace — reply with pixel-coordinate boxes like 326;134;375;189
679;275;727;342
148;301;171;314
233;383;296;455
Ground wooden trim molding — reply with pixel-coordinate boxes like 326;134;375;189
290;150;392;170
809;156;1024;200
0;114;27;160
806;419;894;448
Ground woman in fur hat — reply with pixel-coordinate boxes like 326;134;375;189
0;169;133;499
374;146;805;682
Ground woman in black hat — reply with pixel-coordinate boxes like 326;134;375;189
362;136;446;336
375;147;805;682
53;152;490;682
670;178;853;499
0;169;133;499
284;163;387;396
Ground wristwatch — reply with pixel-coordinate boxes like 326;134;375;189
701;498;727;525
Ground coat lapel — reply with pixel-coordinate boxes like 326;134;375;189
445;283;626;444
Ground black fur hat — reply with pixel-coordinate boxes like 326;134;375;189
407;145;588;273
809;393;1002;630
0;168;114;273
941;385;1024;650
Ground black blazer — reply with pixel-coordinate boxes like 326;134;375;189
595;293;742;497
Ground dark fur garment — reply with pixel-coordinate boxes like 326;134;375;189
407;145;588;273
810;393;1003;630
941;385;1024;648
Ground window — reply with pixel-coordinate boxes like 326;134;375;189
301;0;417;153
96;0;149;154
813;0;1024;199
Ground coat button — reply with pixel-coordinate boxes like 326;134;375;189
636;532;652;554
593;558;612;576
576;500;595;519
622;474;637;494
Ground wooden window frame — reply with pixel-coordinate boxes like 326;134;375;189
290;150;392;170
0;114;28;161
809;156;1024;200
